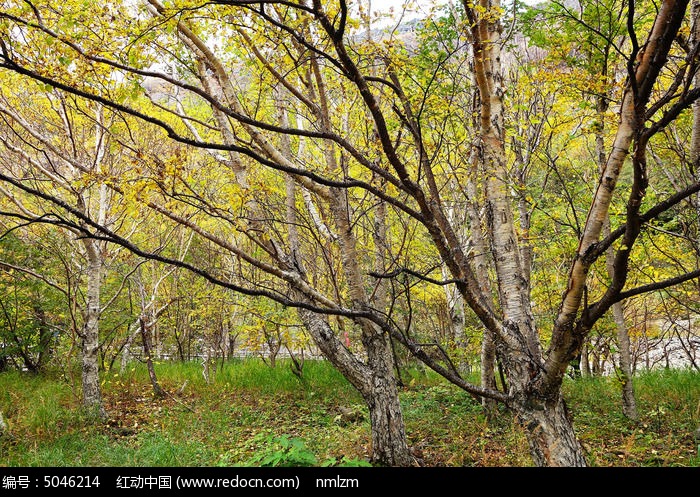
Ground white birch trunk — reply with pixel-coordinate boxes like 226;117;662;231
77;107;109;418
461;0;585;465
80;239;106;418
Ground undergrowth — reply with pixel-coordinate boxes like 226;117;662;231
0;360;697;467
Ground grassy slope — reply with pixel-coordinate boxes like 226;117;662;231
0;359;697;467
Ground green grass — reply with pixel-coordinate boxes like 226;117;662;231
0;361;697;467
562;368;700;467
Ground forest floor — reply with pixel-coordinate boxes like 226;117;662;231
0;360;698;467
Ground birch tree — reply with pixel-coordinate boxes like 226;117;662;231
0;88;120;417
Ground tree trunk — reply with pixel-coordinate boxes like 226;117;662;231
120;327;139;374
297;306;413;466
580;342;591;376
326;192;413;466
445;281;468;369
34;305;53;372
79;106;109;419
140;317;165;398
460;0;585;465
363;370;410;466
480;329;498;412
441;203;469;373
516;394;587;466
81;240;106;419
692;0;700;244
499;344;588;466
465;170;498;410
612;302;638;419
